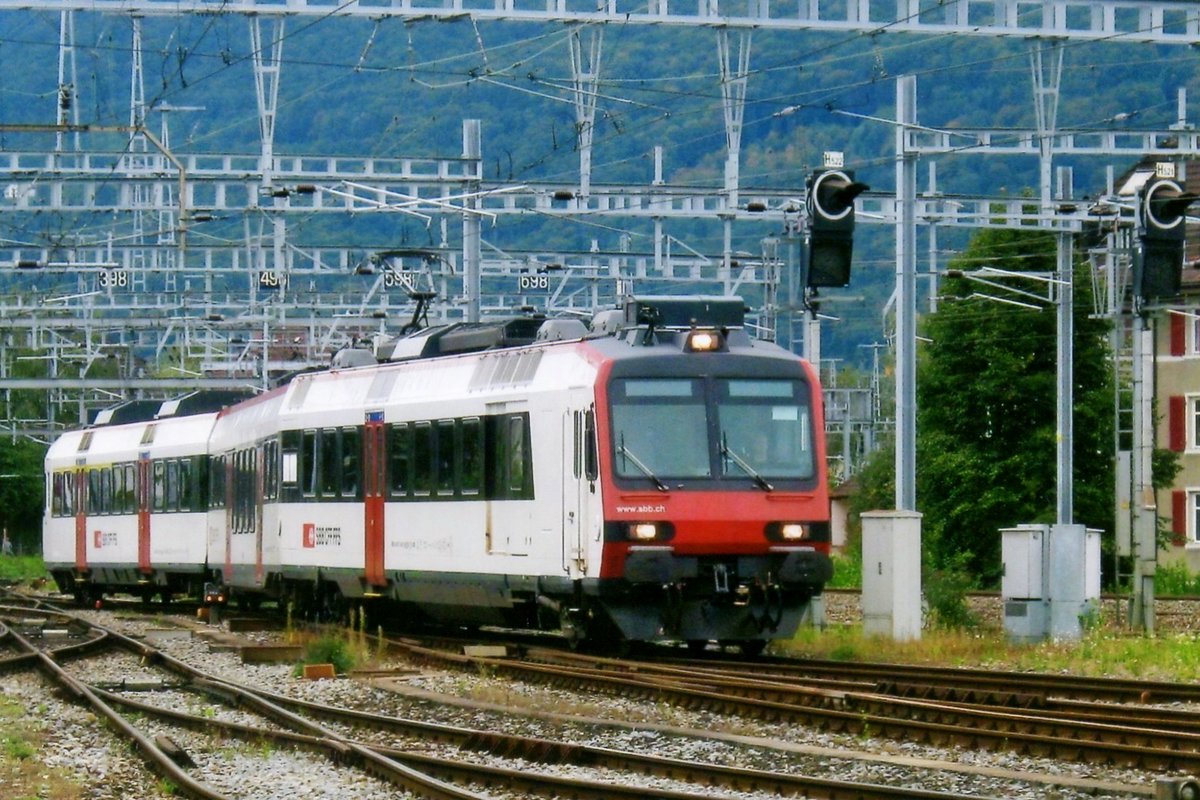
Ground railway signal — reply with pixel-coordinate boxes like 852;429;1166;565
1135;172;1198;300
804;168;869;288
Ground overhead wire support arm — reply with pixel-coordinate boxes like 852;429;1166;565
5;0;1200;44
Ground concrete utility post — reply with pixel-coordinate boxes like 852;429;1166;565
1130;308;1157;634
894;74;918;513
462;120;483;324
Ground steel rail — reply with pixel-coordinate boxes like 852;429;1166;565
391;637;1200;771
527;647;1200;739
661;652;1200;705
96;682;1004;800
4;622;231;800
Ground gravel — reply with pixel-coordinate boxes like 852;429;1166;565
1;603;1184;799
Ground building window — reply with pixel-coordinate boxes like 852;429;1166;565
1190;311;1200;355
1190;490;1200;545
1189;397;1200;451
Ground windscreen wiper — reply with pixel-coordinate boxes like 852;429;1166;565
618;437;669;492
721;437;774;492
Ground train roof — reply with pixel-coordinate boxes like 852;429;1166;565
157;390;256;418
90;399;162;427
368;295;755;365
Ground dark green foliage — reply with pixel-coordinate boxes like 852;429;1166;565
923;553;979;630
0;439;47;555
915;229;1114;585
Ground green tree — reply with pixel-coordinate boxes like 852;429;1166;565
0;437;46;554
916;228;1114;585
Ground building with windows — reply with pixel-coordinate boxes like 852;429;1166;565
1157;283;1200;565
1153;165;1200;568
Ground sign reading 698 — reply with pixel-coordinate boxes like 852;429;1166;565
519;274;550;291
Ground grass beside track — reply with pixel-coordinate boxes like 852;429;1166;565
0;692;88;800
781;621;1200;683
0;555;49;586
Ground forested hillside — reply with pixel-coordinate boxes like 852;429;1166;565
0;10;1196;365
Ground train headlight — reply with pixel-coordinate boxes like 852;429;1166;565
623;521;675;542
766;522;809;542
684;329;723;352
630;522;660;541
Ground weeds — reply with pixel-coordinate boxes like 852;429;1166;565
1156;561;1200;596
293;634;358;676
924;554;979;631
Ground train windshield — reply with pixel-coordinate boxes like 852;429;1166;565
715;379;814;480
609;377;814;484
611;379;711;479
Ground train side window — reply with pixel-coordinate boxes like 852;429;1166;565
584;409;598;482
111;466;124;515
179;458;193;512
100;468;113;515
389;423;411;498
572;411;582;479
461;417;483;496
166;460;180;512
123;464;137;513
153;461;166;512
280;430;299;489
300;430;318;497
209;456;225;509
51;473;63;517
65;473;77;516
194;456;209;509
263;441;278;501
342;427;360;499
436;419;455;496
231;452;242;532
413;422;433;497
507;414;533;498
319;429;339;497
88;470;101;515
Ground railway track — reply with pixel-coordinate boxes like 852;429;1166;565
387;636;1200;774
2;597;1049;800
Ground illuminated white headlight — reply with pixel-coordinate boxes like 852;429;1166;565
685;330;722;352
779;523;808;541
630;523;659;541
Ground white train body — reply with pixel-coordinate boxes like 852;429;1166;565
46;299;832;649
44;408;217;601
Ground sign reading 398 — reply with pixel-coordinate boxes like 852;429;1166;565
98;269;128;289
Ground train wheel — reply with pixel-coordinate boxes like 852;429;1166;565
739;639;767;658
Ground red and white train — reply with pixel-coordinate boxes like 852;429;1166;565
44;297;832;652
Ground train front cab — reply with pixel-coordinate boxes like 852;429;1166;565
586;327;833;652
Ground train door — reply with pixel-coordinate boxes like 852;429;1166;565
254;445;266;585
137;454;152;575
223;454;235;581
73;464;87;572
363;412;386;587
562;407;595;575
